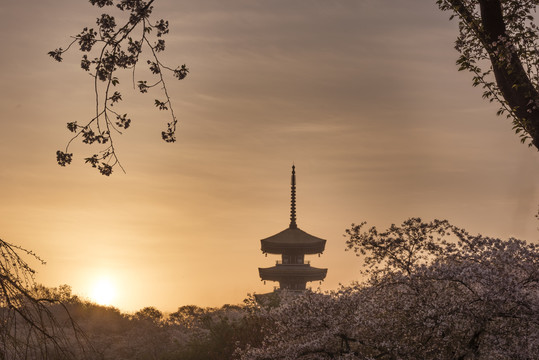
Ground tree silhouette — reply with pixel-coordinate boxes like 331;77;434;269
0;239;94;359
437;0;539;150
50;0;189;175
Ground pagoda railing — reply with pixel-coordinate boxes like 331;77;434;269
275;260;311;265
273;286;313;291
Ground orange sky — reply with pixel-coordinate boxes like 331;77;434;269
1;0;538;312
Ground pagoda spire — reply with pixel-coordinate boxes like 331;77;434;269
290;165;297;228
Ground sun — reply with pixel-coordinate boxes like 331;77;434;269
90;277;116;306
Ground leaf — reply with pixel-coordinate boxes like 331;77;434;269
66;122;78;132
98;163;113;176
56;150;73;166
48;49;63;62
154;99;168;110
84;155;99;168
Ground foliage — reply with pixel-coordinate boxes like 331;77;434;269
167;304;267;360
50;0;189;175
239;218;539;359
437;0;539;150
0;240;94;359
17;296;266;360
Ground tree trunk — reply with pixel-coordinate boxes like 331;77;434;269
478;0;539;150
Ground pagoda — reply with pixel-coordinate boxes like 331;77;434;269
258;166;327;291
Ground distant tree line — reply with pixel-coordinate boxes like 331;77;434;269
2;282;267;360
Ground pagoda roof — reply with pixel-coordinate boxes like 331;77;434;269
261;226;326;254
259;265;327;282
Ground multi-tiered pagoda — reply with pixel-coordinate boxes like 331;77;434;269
258;166;327;291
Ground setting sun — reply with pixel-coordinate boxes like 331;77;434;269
91;278;116;306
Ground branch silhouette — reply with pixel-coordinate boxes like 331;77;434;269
50;0;189;175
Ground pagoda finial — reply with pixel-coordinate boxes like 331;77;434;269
290;164;297;228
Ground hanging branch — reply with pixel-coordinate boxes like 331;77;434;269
0;239;94;359
49;0;189;175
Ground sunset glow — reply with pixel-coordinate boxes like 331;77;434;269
0;0;537;313
90;278;116;306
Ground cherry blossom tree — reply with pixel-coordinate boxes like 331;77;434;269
239;218;539;359
437;0;539;150
50;0;189;175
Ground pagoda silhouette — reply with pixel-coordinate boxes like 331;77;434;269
258;166;327;291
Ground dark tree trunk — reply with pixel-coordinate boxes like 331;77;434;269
446;0;539;150
478;0;539;150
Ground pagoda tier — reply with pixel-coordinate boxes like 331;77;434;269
260;227;326;255
259;265;327;282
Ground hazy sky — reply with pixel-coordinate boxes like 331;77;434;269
1;0;538;312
